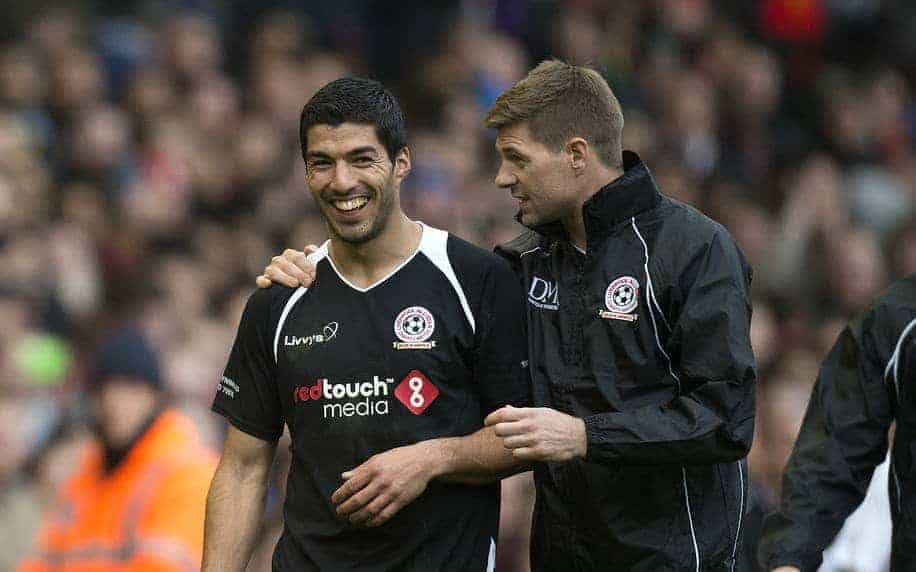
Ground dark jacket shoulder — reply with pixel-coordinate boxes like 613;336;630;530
854;273;916;351
652;197;753;286
493;230;548;280
494;229;543;261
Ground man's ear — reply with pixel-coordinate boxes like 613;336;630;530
566;138;589;173
393;147;411;182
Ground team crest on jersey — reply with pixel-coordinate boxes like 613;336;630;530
393;306;437;350
600;276;639;322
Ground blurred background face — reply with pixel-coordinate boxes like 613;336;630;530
92;376;159;449
304;123;406;244
494;122;575;229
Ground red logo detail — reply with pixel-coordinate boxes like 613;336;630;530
394;370;439;415
293;379;325;403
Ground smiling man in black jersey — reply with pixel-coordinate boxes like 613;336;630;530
202;78;530;572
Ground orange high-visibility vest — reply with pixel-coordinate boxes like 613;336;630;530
19;410;218;572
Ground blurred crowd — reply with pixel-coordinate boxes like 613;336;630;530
1;0;914;570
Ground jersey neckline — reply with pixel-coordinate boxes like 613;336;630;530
321;221;427;293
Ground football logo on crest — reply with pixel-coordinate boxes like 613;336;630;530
600;276;639;322
394;306;437;350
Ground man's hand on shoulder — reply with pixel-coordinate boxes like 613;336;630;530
255;245;320;289
485;406;586;462
331;441;443;527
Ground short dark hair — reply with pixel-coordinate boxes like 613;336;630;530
485;60;624;168
299;77;407;162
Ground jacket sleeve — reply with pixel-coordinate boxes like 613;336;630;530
583;230;757;465
758;312;895;572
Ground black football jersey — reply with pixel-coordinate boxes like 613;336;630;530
213;223;530;571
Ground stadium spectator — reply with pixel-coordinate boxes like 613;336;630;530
17;328;217;572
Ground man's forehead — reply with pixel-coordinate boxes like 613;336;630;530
306;123;383;153
495;122;534;148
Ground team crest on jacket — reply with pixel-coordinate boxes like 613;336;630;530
394;306;437;350
600;276;639;322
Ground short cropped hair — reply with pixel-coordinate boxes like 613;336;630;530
485;60;624;168
299;77;407;162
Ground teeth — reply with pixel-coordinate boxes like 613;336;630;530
333;197;369;212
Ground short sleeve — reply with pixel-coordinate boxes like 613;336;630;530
212;289;285;441
472;257;532;414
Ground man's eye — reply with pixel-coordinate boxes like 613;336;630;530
309;160;331;170
353;156;373;166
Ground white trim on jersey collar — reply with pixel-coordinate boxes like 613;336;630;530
272;222;478;364
323;222;424;293
322;221;476;331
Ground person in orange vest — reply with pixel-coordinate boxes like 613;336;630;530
19;328;218;572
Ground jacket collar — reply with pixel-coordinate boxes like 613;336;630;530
528;151;662;245
583;150;662;236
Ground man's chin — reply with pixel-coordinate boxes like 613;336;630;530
328;218;386;245
323;190;394;245
330;226;370;244
515;209;550;230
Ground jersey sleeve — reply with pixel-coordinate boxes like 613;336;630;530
471;256;532;414
212;288;285;442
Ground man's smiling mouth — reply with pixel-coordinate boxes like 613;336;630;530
332;197;369;213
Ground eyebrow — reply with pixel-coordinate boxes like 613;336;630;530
345;146;379;157
498;145;526;157
305;150;331;161
305;147;379;161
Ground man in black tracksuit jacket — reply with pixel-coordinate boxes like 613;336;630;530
493;149;756;571
759;275;916;572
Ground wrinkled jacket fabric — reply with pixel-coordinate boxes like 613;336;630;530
760;275;916;572
497;151;757;571
19;410;217;572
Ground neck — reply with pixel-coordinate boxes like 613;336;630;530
329;210;422;288
561;163;624;250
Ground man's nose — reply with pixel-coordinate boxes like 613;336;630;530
330;162;357;192
494;163;516;188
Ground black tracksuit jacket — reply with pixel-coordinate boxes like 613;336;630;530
496;151;757;571
759;275;916;572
